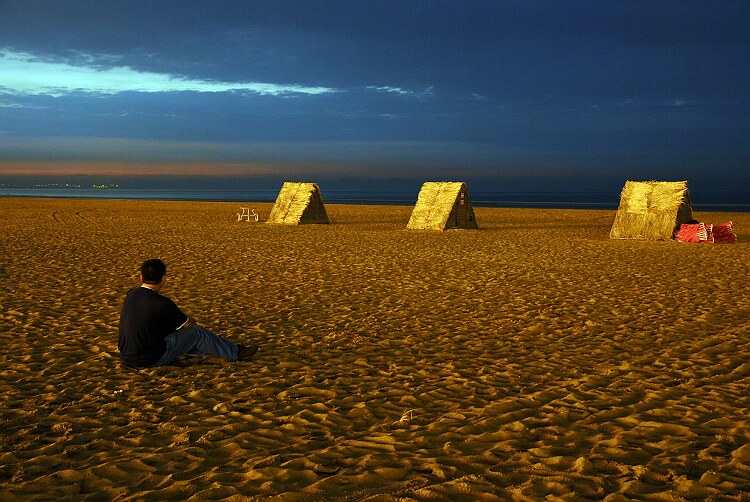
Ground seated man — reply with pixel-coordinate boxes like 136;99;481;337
118;259;258;368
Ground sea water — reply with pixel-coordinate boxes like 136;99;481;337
1;188;749;211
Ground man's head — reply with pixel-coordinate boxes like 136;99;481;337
140;259;167;285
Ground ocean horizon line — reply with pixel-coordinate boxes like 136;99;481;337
1;187;749;212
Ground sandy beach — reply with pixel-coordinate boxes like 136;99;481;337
2;197;750;501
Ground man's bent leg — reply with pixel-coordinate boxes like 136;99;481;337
155;325;239;366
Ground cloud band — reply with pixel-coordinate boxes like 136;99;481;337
0;49;336;97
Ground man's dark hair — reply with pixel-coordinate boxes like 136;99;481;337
141;259;167;284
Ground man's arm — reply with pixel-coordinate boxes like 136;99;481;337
177;316;196;330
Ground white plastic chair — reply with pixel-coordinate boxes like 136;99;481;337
237;207;259;222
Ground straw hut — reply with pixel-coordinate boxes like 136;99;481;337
266;182;330;224
407;182;478;230
609;180;693;240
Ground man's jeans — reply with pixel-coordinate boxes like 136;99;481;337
154;324;239;366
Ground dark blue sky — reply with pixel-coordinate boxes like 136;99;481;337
1;0;749;192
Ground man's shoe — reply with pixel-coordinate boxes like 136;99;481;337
237;344;259;361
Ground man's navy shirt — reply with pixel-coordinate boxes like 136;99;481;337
118;287;188;368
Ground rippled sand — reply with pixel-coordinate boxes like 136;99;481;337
2;197;750;501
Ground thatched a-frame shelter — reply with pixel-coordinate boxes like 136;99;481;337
266;182;330;225
407;182;478;230
609;180;693;240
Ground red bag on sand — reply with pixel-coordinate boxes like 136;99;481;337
674;223;712;243
674;221;737;243
713;222;738;243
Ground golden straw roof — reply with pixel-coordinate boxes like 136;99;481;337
407;181;478;231
267;182;330;225
610;180;693;240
